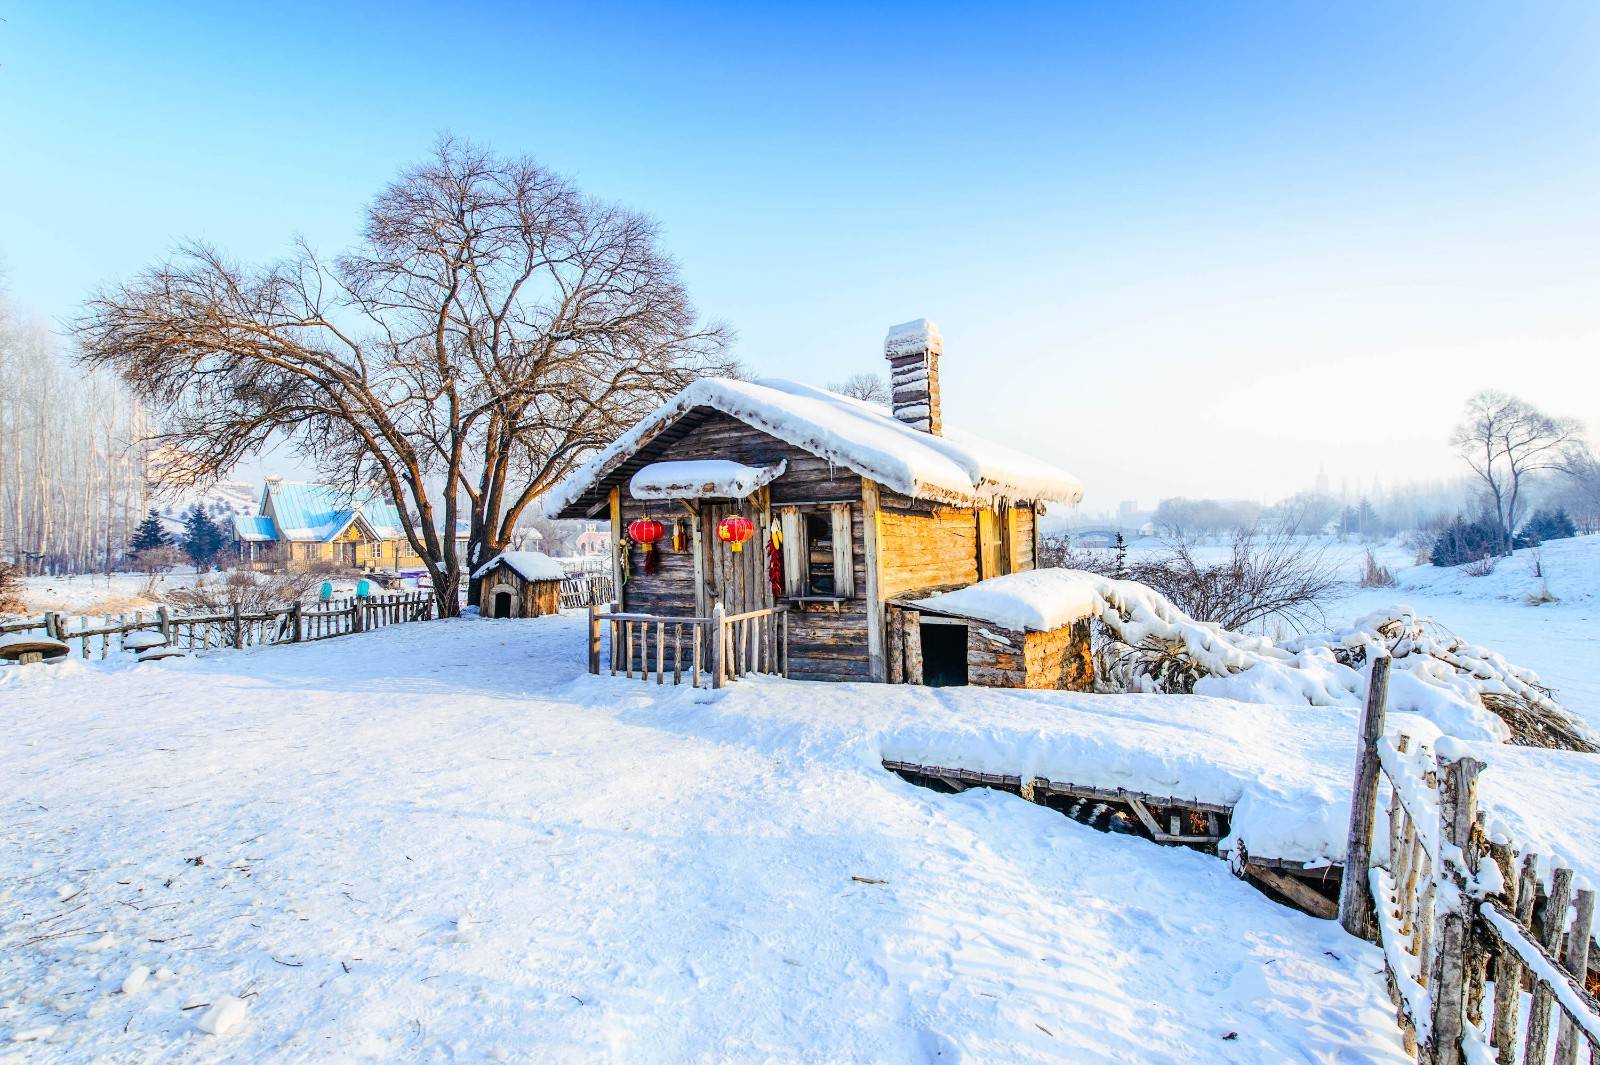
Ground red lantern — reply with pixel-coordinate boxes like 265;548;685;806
628;517;665;574
628;518;665;549
717;514;755;553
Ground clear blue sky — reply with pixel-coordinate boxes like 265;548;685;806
4;2;1598;509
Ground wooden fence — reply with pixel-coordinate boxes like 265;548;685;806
586;602;788;688
0;592;436;661
559;574;614;610
1340;656;1600;1064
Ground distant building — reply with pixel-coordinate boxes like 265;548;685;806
574;522;611;558
233;477;468;571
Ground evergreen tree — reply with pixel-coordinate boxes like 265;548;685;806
130;509;170;552
1431;514;1505;567
182;504;227;569
1514;508;1578;548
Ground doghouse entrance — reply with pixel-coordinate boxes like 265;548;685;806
493;591;513;619
921;622;968;687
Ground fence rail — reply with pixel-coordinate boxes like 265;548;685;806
586;601;788;688
1341;656;1600;1065
1;592;436;662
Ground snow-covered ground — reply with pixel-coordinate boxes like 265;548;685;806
1334;535;1600;729
3;616;1409;1062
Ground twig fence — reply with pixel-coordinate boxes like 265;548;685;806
559;574;614;611
1340;654;1600;1064
586;602;788;688
0;592;436;660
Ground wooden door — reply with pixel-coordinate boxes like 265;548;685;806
699;498;772;615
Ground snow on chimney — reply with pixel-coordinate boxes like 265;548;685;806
884;318;943;435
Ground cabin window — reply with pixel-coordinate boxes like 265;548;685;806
804;513;834;596
777;504;855;599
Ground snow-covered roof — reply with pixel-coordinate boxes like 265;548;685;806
629;459;788;500
257;481;470;543
910;570;1101;633
233;515;278;542
545;378;1083;516
472;550;567;583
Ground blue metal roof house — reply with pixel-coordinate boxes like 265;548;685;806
233;476;469;572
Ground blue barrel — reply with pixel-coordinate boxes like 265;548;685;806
356;578;372;599
319;580;334;602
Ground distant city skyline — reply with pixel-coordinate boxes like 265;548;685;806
3;2;1596;508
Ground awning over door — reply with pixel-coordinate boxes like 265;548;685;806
629;459;786;500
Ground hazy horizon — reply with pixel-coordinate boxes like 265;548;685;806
4;2;1596;509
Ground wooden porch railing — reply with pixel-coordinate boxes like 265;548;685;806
587;601;788;688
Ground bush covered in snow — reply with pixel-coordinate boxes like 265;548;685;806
1014;569;1597;753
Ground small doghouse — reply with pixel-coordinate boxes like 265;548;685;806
473;551;566;619
889;570;1096;690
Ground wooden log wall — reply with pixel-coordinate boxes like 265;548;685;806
1023;618;1094;691
876;493;979;600
617;496;699;618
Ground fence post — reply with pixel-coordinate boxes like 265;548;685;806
44;611;60;640
231;603;243;649
290;600;303;642
710;602;726;689
353;599;366;634
157;605;171;641
1425;749;1484;1065
1340;652;1390;940
587;604;601;674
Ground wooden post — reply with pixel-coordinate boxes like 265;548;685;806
903;610;923;685
1426;751;1484;1065
231;603;243;649
1340;653;1391;939
1487;841;1523;1064
158;605;171;641
1552;887;1595;1065
888;608;905;684
353;599;366;634
587;605;601;674
44;611;60;640
710;602;726;689
1524;867;1574;1065
290;600;303;642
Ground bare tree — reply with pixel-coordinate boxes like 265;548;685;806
1450;391;1584;550
827;372;889;405
77;139;734;615
1558;447;1600;533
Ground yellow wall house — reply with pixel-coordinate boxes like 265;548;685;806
234;477;468;572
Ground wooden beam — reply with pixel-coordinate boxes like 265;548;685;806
608;487;624;612
1245;862;1338;920
861;478;886;682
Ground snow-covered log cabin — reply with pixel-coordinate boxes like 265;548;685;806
545;320;1087;684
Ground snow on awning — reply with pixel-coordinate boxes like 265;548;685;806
629;459;787;500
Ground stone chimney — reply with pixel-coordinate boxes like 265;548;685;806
883;318;943;435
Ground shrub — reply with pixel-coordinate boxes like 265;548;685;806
0;560;22;615
1358;549;1397;588
1430;515;1505;567
163;570;321;613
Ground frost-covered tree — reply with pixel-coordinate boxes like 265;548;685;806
827;372;889;406
1451;391;1584;551
77;139;734;615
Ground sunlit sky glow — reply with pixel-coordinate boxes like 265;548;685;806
3;2;1597;511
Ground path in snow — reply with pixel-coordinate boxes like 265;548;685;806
2;616;1407;1063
